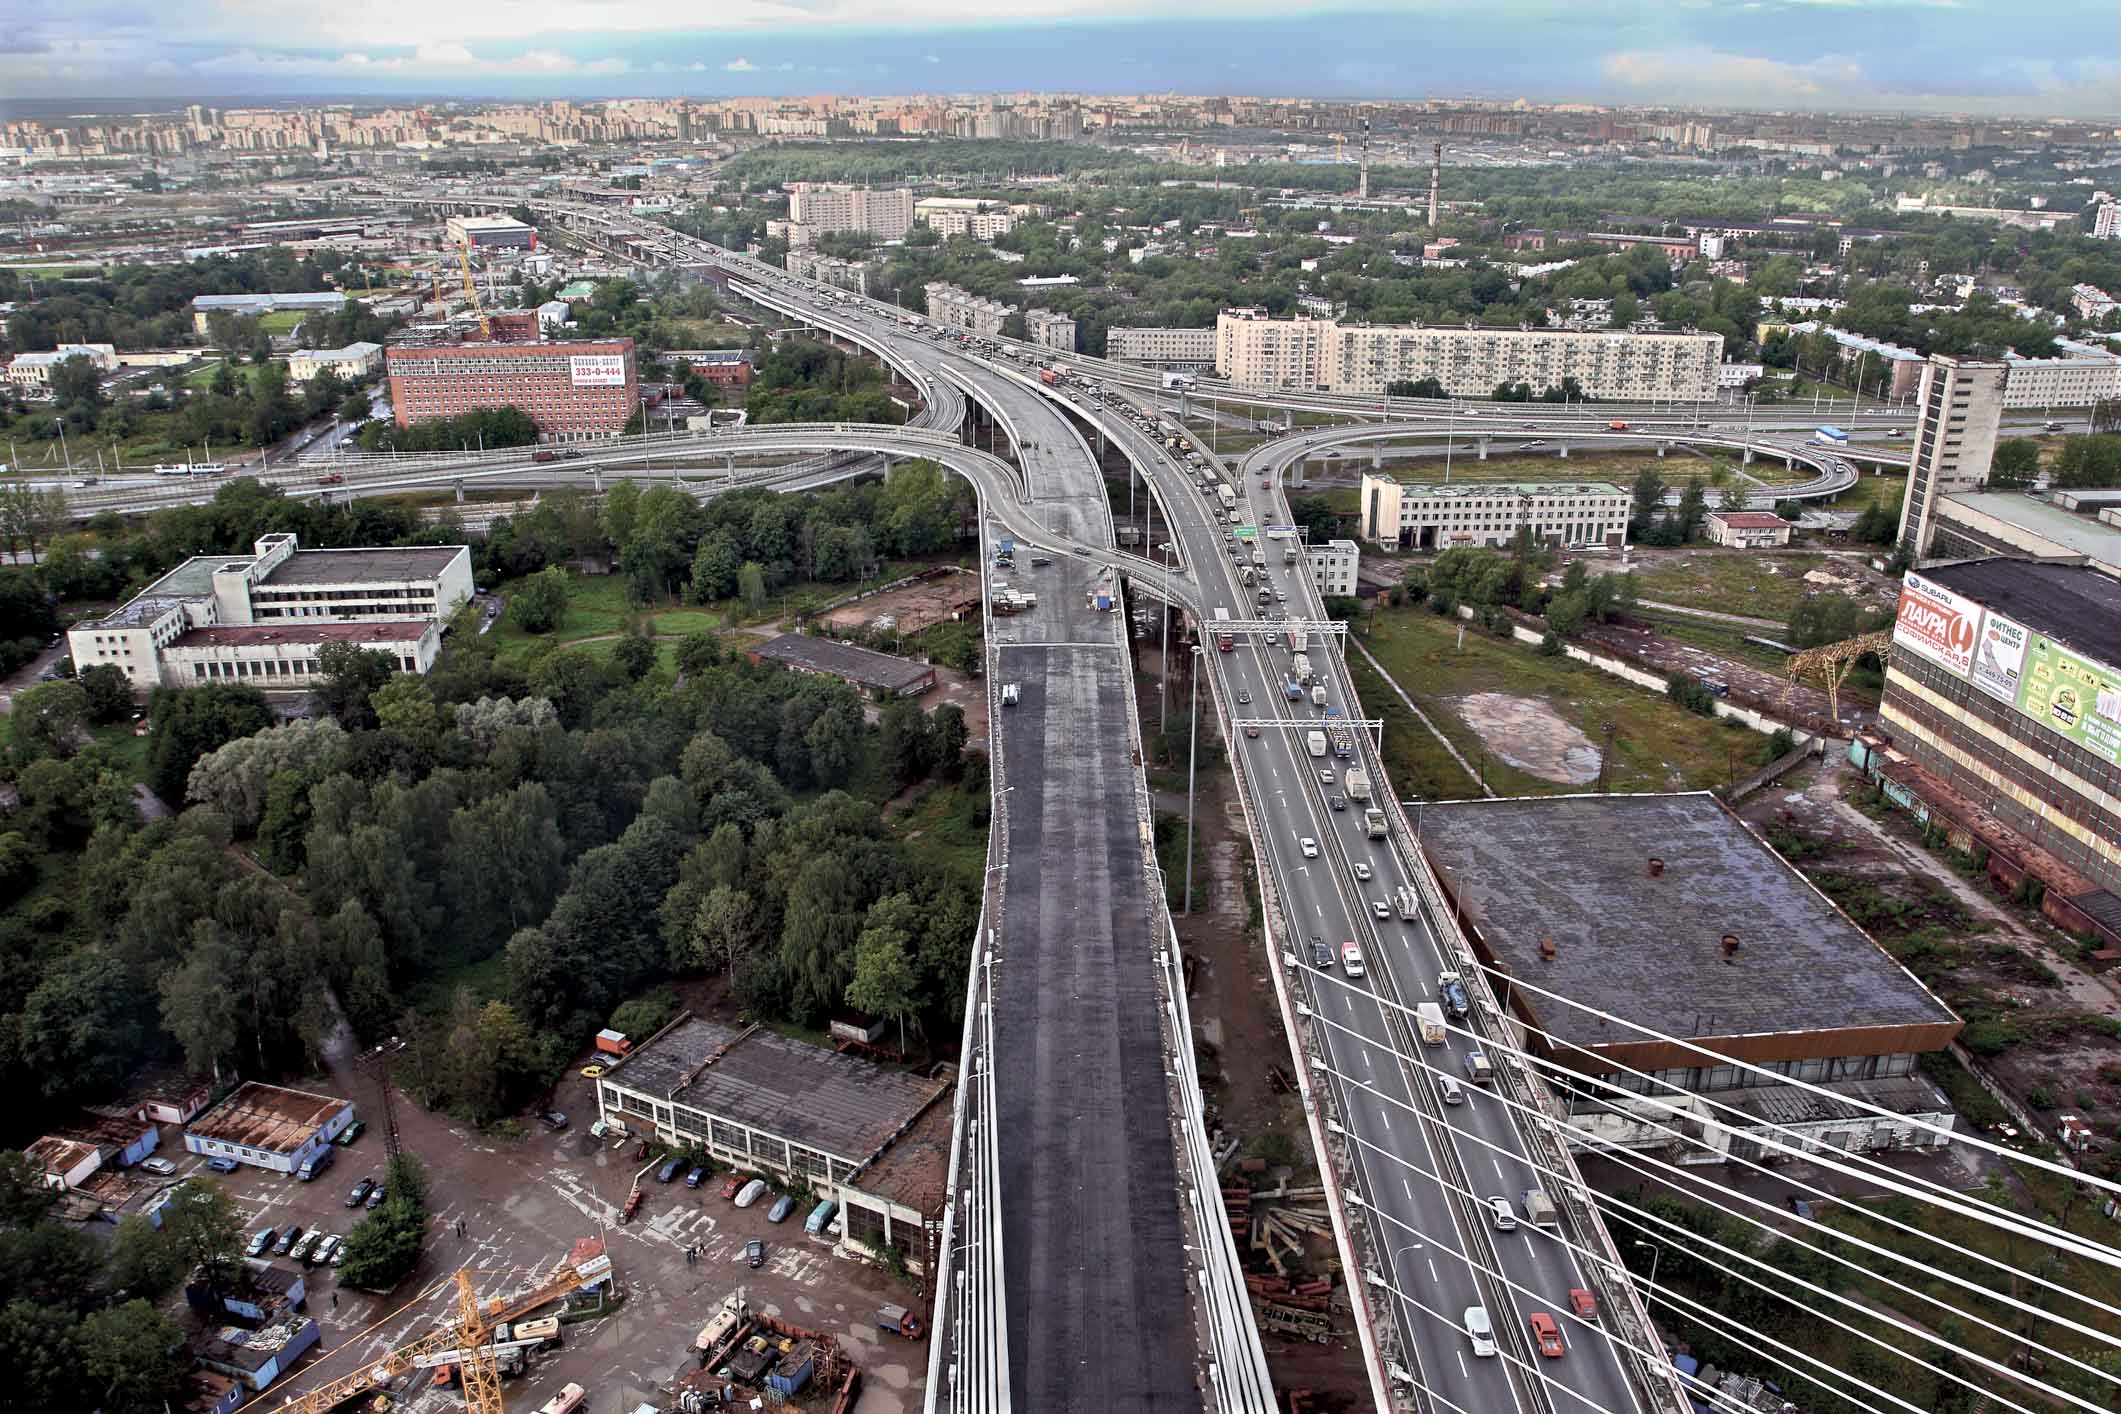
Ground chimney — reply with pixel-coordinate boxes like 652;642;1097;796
1646;856;1665;877
1539;936;1557;962
1428;141;1442;230
1721;933;1741;962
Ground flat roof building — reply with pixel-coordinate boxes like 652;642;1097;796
1359;475;1631;552
2001;336;2121;409
5;342;118;386
191;291;359;334
69;534;472;690
447;213;536;251
1025;308;1078;354
1924;491;2121;580
1898;355;2008;557
1217;308;1723;401
183;1081;354;1175
1705;510;1793;548
786;183;914;242
385;337;638;443
924;282;1014;338
748;633;936;699
594;1015;950;1270
1419;793;1962;1161
1874;559;2121;897
1106;326;1217;367
1306;538;1361;598
285;341;382;382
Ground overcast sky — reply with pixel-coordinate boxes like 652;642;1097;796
5;1;2118;118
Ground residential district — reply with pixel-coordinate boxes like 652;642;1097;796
0;81;2118;1414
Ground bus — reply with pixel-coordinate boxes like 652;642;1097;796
1213;606;1234;652
1811;426;1850;446
152;462;228;477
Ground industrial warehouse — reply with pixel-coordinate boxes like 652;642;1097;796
1416;792;1963;1161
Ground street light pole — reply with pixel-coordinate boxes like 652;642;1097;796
1184;644;1201;914
1634;1239;1662;1295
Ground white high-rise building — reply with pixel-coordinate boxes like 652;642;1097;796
785;183;914;241
1897;355;2008;557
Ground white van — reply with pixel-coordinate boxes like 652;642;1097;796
1437;1075;1465;1107
1465;1306;1497;1358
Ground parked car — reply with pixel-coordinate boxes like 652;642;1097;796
805;1200;838;1236
345;1178;374;1208
1465;1306;1497;1358
685;1166;707;1189
290;1231;321;1263
656;1158;683;1184
767;1195;796;1223
734;1179;769;1208
365;1184;385;1209
206;1156;240;1174
1528;1311;1566;1358
247;1227;277;1258
315;1235;343;1267
539;1111;569;1132
744;1239;767;1269
721;1175;745;1200
138;1157;177;1177
274;1226;304;1257
333;1120;366;1147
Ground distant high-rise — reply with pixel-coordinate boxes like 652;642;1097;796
1427;142;1442;230
1897;354;2007;557
2093;201;2121;241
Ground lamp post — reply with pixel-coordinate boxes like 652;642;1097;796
1633;1239;1662;1294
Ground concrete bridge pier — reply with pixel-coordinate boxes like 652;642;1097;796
725;453;735;480
1476;435;1490;461
452;478;465;504
592;467;605;492
1656;441;1668;458
1557;440;1569;459
1742;444;1756;465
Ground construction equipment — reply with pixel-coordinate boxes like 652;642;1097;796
1782;629;1892;723
453;1271;505;1414
454;236;491;341
274;1260;587;1414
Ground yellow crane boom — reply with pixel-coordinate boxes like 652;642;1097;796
455;237;491;341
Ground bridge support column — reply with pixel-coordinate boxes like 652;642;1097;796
452;478;464;504
1476;436;1490;461
1742;445;1755;465
1558;440;1569;458
725;454;735;480
1785;453;1795;470
1656;441;1667;458
592;468;604;492
1371;448;1383;469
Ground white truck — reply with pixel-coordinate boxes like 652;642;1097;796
1363;807;1388;838
1519;1188;1560;1229
1393;886;1419;920
1343;768;1371;802
1306;730;1328;758
1416;1003;1447;1046
1291;651;1312;683
1288;629;1308;653
1311;684;1328;708
1217;485;1237;513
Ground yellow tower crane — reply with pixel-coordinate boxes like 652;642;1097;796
454;237;491;341
1783;629;1894;724
453;1270;505;1414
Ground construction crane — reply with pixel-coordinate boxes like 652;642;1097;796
275;1261;585;1414
1783;629;1893;723
453;1270;505;1414
454;235;491;341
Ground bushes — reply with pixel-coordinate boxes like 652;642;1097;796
336;1155;429;1291
1666;672;1721;717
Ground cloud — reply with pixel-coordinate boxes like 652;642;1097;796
724;56;759;71
1600;46;1863;102
924;53;940;63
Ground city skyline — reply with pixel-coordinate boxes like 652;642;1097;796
6;1;2120;118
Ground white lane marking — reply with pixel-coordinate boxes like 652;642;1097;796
1401;1177;1414;1201
1458;1352;1470;1380
1428;1257;1440;1284
1494;1157;1510;1185
1379;1107;1392;1131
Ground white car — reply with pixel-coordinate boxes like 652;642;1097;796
1340;942;1367;978
1353;862;1373;882
138;1157;177;1177
1370;900;1391;920
1466;1305;1497;1358
1299;837;1319;858
735;1179;769;1208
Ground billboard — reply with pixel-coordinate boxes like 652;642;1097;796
569;354;628;387
1893;572;1978;677
2016;637;2121;768
1970;611;2029;706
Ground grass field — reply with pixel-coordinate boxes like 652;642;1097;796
1626;551;1834;621
485;573;652;660
1828;472;1907;515
86;722;152;785
258;310;306;334
1356;605;1769;798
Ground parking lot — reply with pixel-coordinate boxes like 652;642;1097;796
163;1056;930;1414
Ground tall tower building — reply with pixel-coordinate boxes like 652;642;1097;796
1897;354;2007;557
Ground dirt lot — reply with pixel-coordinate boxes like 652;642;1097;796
1736;754;2121;1152
1449;692;1602;785
816;568;980;637
165;1023;931;1414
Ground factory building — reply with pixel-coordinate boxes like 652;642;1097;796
1216;308;1723;401
385;337;638;441
1418;793;1963;1162
446;213;537;250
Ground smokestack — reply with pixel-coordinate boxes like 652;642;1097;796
1646;856;1665;878
1428;141;1442;231
1721;933;1741;962
1359;118;1371;201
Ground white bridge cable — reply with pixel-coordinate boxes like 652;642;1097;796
1311;1041;2035;1414
1303;965;2121;1360
1294;984;2121;1413
1443;952;2121;1213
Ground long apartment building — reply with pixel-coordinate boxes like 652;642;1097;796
1215;308;1723;401
1106;326;1217;367
69;534;473;690
1024;308;1078;353
385;337;638;442
1359;476;1631;552
1897;354;2008;556
784;247;872;295
1874;561;2121;896
924;282;1015;337
786;183;914;241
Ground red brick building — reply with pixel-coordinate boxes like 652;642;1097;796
385;337;639;442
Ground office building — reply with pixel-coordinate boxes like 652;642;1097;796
1419;793;1962;1162
69;534;472;690
1869;560;2121;902
1358;476;1630;552
182;1081;355;1174
2072;284;2117;321
1214;309;1723;401
1897;355;2008;556
1025;308;1078;353
191;291;359;334
1106;326;1217;367
446;213;536;250
386;337;638;442
1306;538;1361;597
4;342;118;387
594;1013;950;1271
786;183;914;241
285;341;383;382
1705;511;1793;548
924;282;1015;337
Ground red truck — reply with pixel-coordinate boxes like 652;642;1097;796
1607;419;1629;431
1039;368;1061;386
532;449;560;463
317;473;344;486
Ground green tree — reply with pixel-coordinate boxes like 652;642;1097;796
508;566;572;634
1629;467;1669;531
160;1177;245;1297
337;1154;429;1290
1988;438;2041;488
9;680;89;759
847;892;923;1052
146;683;273;803
81;1301;186;1414
76;664;133;724
311;644;396;728
48;354;104;410
676;883;761;977
105;1214;187;1300
737;560;768;614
